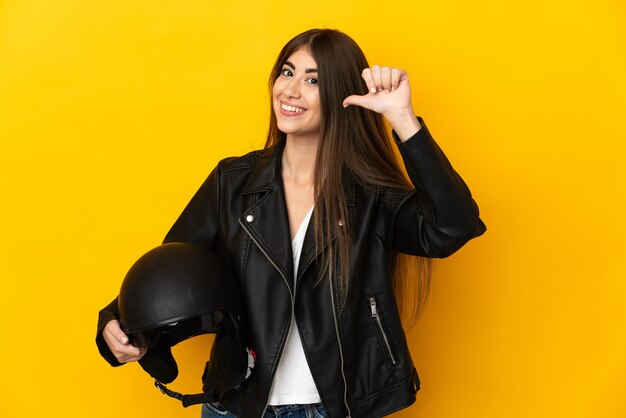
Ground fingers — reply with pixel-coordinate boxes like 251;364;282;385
390;68;402;90
380;66;392;92
103;320;147;363
105;319;129;344
362;66;406;93
361;68;377;93
124;347;148;363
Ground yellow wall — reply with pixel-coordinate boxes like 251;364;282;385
1;1;625;417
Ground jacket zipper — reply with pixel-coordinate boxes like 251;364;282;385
329;269;352;418
240;217;350;417
368;297;397;365
238;218;295;417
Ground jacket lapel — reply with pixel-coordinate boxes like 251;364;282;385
296;181;357;284
239;141;358;293
239;141;295;295
296;218;317;284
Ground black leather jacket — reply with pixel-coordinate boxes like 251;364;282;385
97;118;486;418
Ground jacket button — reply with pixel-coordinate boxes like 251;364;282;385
246;214;254;222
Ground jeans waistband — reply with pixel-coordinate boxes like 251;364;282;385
265;403;324;417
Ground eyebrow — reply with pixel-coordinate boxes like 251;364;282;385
284;60;318;74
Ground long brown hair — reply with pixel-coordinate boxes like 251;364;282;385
265;29;432;327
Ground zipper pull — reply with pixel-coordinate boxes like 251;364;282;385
369;297;378;317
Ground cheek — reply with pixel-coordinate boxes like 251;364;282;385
310;95;321;117
272;78;286;97
271;82;280;102
271;86;281;112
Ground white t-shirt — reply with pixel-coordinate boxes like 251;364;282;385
268;206;321;405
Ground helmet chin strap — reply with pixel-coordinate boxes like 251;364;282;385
154;380;219;407
152;346;256;408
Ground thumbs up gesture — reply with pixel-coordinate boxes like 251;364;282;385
343;66;421;141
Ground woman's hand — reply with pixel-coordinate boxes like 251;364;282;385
103;320;147;363
343;66;421;141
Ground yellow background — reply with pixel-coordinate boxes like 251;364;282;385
1;0;625;417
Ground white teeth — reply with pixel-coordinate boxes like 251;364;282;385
281;103;306;113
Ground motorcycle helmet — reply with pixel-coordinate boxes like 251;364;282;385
117;242;255;407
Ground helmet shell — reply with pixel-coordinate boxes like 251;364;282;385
118;242;242;334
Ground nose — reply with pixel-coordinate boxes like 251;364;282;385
283;78;301;99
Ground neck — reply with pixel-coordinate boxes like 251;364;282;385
282;134;318;186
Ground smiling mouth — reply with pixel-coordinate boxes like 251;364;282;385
281;103;307;113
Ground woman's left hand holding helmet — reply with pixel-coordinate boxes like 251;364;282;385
343;65;422;141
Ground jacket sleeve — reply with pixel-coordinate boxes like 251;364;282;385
389;117;486;257
162;164;221;247
95;165;222;366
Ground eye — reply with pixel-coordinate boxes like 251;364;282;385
306;77;318;85
280;68;293;77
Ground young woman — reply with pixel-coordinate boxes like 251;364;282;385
97;28;486;418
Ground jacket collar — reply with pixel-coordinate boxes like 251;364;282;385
241;138;356;206
238;138;358;291
241;140;285;196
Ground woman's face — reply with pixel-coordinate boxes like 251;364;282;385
272;48;321;142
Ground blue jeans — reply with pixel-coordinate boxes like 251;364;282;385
201;402;327;418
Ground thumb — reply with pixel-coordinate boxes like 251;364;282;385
343;94;370;109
